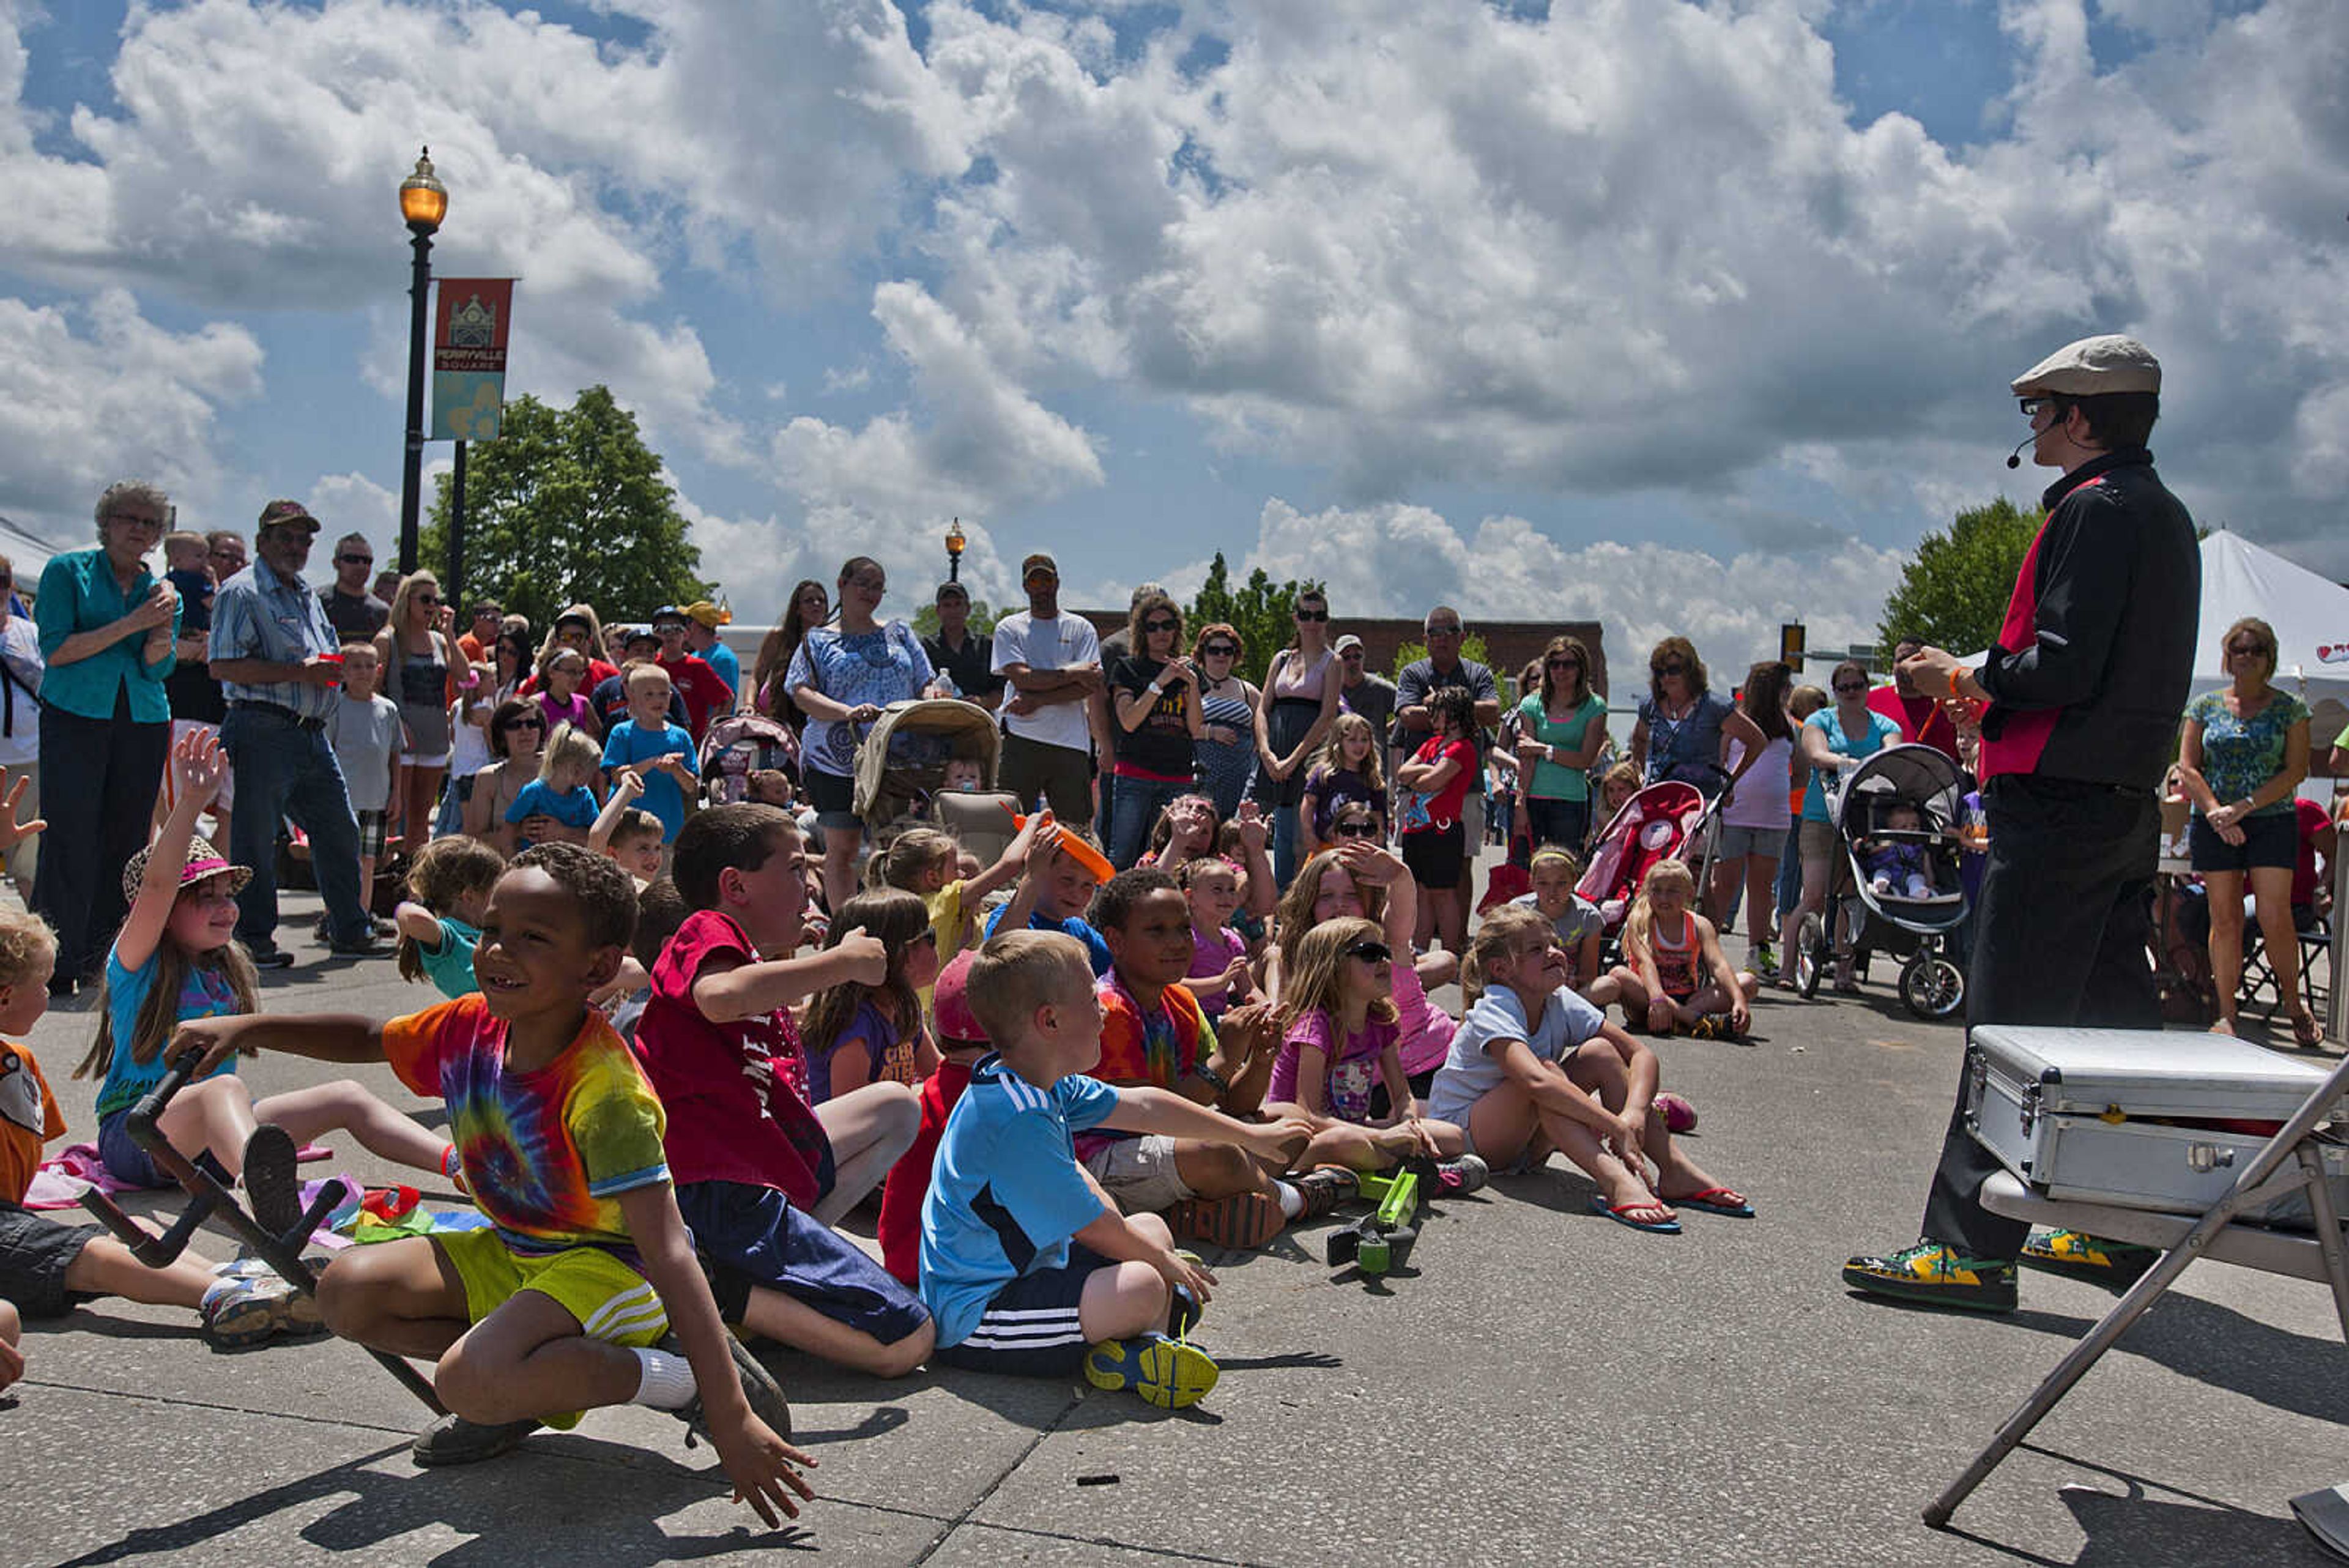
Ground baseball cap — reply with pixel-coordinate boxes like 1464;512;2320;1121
1020;552;1059;579
2011;334;2161;398
650;604;690;628
256;499;319;533
932;949;988;1048
683;601;729;628
1334;634;1365;655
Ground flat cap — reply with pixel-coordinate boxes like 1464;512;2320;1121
2011;334;2161;398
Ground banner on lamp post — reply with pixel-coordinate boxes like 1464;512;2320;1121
430;278;515;441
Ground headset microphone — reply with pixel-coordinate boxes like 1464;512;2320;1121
2005;431;2036;469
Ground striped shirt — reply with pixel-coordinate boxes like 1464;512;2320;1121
209;557;340;720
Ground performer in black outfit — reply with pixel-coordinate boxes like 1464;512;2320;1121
1843;334;2200;1312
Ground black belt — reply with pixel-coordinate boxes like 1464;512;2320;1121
231;699;327;732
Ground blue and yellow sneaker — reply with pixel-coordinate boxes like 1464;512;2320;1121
1083;1332;1220;1410
2021;1228;2159;1288
1842;1239;2017;1313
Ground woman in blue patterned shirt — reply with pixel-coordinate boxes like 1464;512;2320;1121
2176;615;2315;1044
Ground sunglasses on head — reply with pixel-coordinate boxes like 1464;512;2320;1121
1332;819;1381;840
1341;938;1392;964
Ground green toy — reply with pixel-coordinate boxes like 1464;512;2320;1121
1325;1162;1425;1274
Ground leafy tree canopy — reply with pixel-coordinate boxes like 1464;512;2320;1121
1183;553;1323;686
421;385;709;631
1878;496;2044;656
911;598;1004;638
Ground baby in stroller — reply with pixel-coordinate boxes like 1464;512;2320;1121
1860;803;1935;901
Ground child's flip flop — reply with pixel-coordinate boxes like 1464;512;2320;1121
1668;1186;1754;1219
1589;1194;1681;1234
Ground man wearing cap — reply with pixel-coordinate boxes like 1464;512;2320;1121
680;601;741;706
207;500;381;966
922;581;1002;713
1334;634;1397;760
990;552;1104;829
456;598;503;666
649;604;730;742
318;532;388;641
1844;335;2200;1313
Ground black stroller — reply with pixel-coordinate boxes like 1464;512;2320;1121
1794;743;1970;1018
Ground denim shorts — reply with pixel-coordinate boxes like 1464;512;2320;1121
1716;823;1788;862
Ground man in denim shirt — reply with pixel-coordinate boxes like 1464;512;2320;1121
207;500;380;967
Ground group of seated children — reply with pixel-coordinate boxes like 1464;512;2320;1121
1;743;1748;1526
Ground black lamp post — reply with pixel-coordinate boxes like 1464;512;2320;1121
397;147;447;576
944;516;965;584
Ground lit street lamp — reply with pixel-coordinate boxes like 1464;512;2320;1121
397;147;447;576
944;516;965;584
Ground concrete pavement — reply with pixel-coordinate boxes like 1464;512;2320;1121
7;882;2343;1567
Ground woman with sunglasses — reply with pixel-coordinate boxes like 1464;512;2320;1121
1250;588;1341;890
372;570;466;858
1513;635;1609;854
1190;622;1259;819
2176;615;2317;1045
1628;636;1764;802
1105;592;1206;869
1776;658;1900;992
459;697;547;855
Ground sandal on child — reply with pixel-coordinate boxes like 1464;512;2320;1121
1664;1186;1754;1219
1588;1194;1680;1234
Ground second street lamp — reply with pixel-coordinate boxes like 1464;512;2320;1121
397;147;447;576
944;516;965;584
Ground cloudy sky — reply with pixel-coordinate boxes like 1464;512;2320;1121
2;0;2342;675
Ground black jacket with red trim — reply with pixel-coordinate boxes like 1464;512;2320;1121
1975;447;2200;789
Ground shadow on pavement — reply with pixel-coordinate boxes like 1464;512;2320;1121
1934;1446;2335;1566
51;1439;812;1567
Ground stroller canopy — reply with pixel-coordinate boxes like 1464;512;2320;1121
1831;743;1967;836
853;697;1002;825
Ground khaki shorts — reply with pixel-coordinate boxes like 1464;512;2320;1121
1798;818;1841;863
1082;1134;1194;1214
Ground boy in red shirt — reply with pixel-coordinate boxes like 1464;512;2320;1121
633;803;932;1377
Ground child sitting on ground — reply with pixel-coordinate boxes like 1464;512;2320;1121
800;888;941;1104
1430;904;1750;1234
627;808;933;1378
982;820;1114;975
1512;847;1631;1014
607;878;688;1045
327;639;406;897
171;844;811;1504
1176;856;1256;1019
876;948;989;1286
394;836;506;1001
78;732;456;1233
1083;868;1331;1249
588;771;668;883
1264;916;1477;1181
1609;860;1758;1039
507;721;604;851
1860;802;1935;900
872;822;1037;970
635;804;917;1228
920;931;1313;1406
1;907;316;1360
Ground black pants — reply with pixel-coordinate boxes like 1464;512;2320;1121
1918;774;2162;1260
30;695;170;980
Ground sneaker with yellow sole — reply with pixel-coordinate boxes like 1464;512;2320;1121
1083;1332;1220;1409
1842;1239;2017;1313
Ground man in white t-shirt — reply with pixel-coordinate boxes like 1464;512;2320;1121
990;551;1104;831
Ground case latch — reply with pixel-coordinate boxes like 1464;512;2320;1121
2186;1143;2236;1173
2019;1082;2040;1137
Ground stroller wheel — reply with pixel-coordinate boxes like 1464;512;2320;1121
1901;954;1965;1019
1796;913;1827;999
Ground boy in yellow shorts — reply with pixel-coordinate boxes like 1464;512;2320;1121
174;843;811;1523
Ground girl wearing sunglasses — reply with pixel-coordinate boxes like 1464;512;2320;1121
1263;918;1477;1184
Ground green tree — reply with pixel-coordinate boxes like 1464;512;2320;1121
911;598;1004;638
1878;497;2044;655
1388;634;1492;683
421;385;710;630
1184;553;1322;686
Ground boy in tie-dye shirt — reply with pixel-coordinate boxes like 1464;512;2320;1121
171;845;813;1519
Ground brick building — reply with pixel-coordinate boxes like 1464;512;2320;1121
1075;612;1613;701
